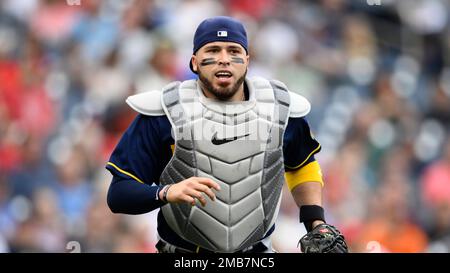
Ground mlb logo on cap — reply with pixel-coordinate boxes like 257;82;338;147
217;30;228;37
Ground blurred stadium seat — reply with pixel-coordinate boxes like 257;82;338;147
1;0;449;253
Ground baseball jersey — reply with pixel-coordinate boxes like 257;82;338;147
106;112;321;249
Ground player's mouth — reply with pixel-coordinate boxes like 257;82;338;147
214;70;233;85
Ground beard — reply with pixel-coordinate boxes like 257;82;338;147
198;69;247;101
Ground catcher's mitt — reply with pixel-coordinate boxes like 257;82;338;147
299;223;348;253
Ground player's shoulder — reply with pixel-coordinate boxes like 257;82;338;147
126;80;200;116
285;116;310;135
288;90;311;118
249;77;311;118
126;80;190;116
126;89;165;116
269;79;311;118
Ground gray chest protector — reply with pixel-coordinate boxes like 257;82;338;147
126;77;311;252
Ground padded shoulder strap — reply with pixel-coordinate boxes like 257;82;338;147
269;79;311;118
125;90;165;116
289;91;311;118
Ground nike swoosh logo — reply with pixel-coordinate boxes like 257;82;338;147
211;132;250;145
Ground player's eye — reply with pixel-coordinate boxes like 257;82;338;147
207;48;220;53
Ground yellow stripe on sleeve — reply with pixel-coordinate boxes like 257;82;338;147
285;160;324;191
284;144;321;170
107;162;145;184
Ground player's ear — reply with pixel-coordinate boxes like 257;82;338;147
191;55;198;73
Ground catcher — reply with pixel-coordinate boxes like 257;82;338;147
105;16;348;253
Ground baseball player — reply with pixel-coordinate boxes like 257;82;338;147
106;16;348;253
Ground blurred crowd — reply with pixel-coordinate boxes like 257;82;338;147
1;0;450;253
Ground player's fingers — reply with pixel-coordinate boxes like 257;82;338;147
193;184;216;201
181;195;196;206
187;189;207;207
195;177;221;191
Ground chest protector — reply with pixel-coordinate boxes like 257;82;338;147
126;77;311;252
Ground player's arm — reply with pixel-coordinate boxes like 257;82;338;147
106;114;171;214
289;170;324;230
107;176;165;214
106;113;220;213
284;117;347;253
284;117;325;231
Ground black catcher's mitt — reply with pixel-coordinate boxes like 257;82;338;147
299;224;348;253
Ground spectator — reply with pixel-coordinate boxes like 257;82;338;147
1;0;449;252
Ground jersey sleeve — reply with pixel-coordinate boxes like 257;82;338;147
106;114;172;185
283;117;321;171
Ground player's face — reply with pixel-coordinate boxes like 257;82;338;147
191;42;249;101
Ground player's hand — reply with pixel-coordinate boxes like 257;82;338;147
162;177;221;206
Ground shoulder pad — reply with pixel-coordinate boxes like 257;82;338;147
125;90;165;116
289;91;311;118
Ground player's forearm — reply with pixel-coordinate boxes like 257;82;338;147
291;181;325;230
291;181;323;207
107;176;165;214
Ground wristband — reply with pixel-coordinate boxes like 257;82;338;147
299;205;325;232
162;185;172;203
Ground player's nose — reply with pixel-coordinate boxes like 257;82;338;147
217;49;231;65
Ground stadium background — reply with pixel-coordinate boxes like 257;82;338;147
1;0;450;253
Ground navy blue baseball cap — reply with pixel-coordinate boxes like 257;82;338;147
190;16;248;73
